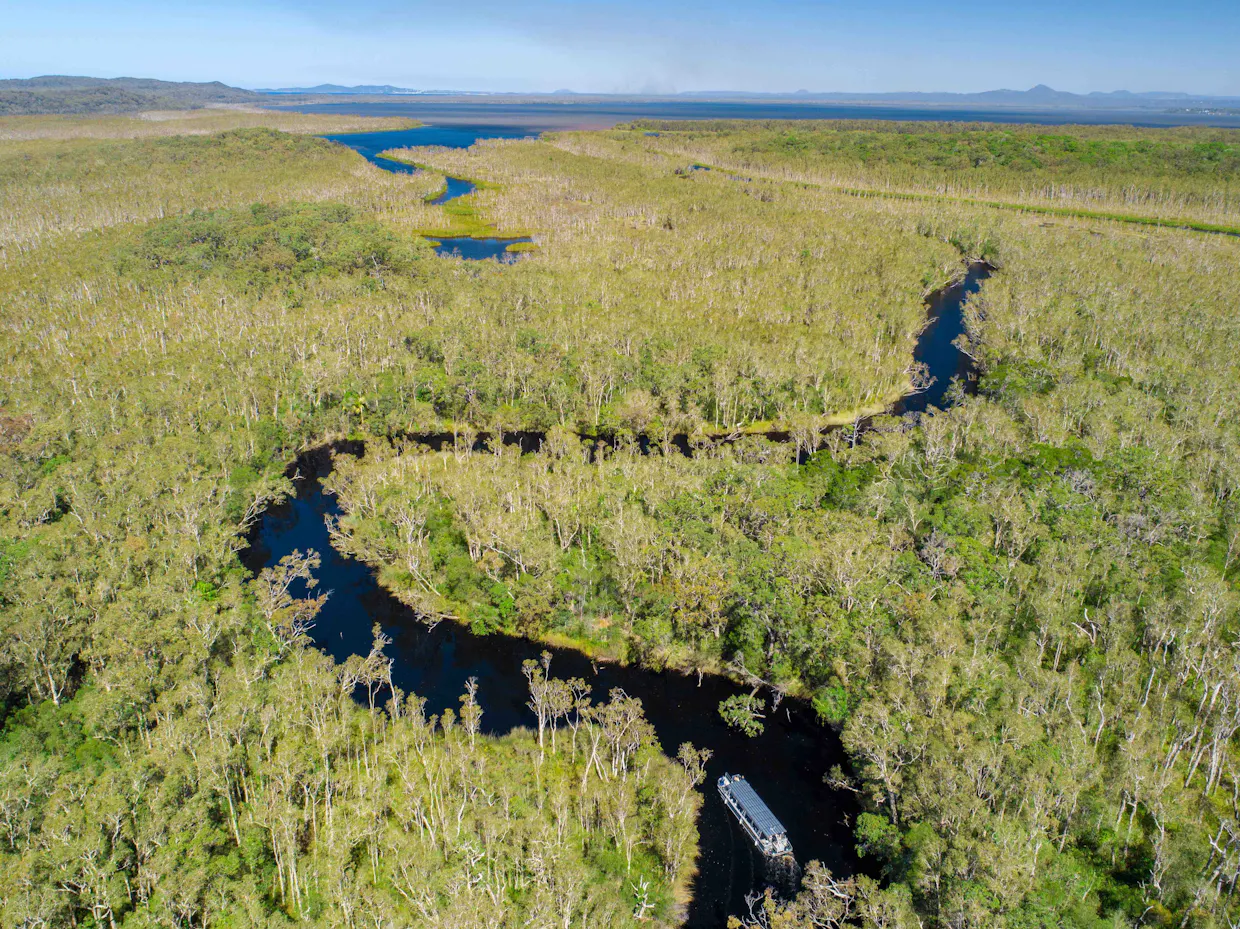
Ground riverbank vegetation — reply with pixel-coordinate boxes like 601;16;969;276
383;136;961;425
326;161;1240;925
0;119;431;256
2;111;1240;928
0;111;713;927
1;568;699;927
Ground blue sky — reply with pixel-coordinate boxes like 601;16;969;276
2;0;1238;95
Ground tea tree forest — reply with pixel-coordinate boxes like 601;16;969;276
1;109;1239;929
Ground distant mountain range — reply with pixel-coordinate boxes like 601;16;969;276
255;82;1240;110
0;76;261;115
3;77;1237;116
673;85;1240;109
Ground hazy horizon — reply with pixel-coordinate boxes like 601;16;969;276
248;83;1236;99
3;0;1238;97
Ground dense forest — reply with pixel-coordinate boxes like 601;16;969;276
1;105;1239;928
0;112;704;927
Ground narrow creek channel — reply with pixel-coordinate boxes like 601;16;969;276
895;264;988;415
323;125;535;261
272;126;990;923
429;174;477;204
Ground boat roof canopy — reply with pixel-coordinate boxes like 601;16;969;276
726;777;787;840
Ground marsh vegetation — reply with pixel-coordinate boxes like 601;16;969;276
617;120;1240;232
1;107;1239;929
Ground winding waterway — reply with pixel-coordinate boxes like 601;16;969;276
242;270;987;925
429;174;477;204
244;448;857;926
324;125;536;260
273;125;989;923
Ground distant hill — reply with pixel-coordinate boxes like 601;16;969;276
256;84;477;96
255;81;1240;110
0;76;262;115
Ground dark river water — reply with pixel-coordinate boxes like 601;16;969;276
896;264;988;415
274;123;988;922
243;450;858;926
429;174;478;204
239;268;986;923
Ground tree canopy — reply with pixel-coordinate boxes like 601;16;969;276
2;107;1239;928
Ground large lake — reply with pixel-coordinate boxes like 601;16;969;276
319;124;536;172
283;97;1240;129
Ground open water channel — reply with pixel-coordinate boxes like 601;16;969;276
323;125;534;260
255;125;989;924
